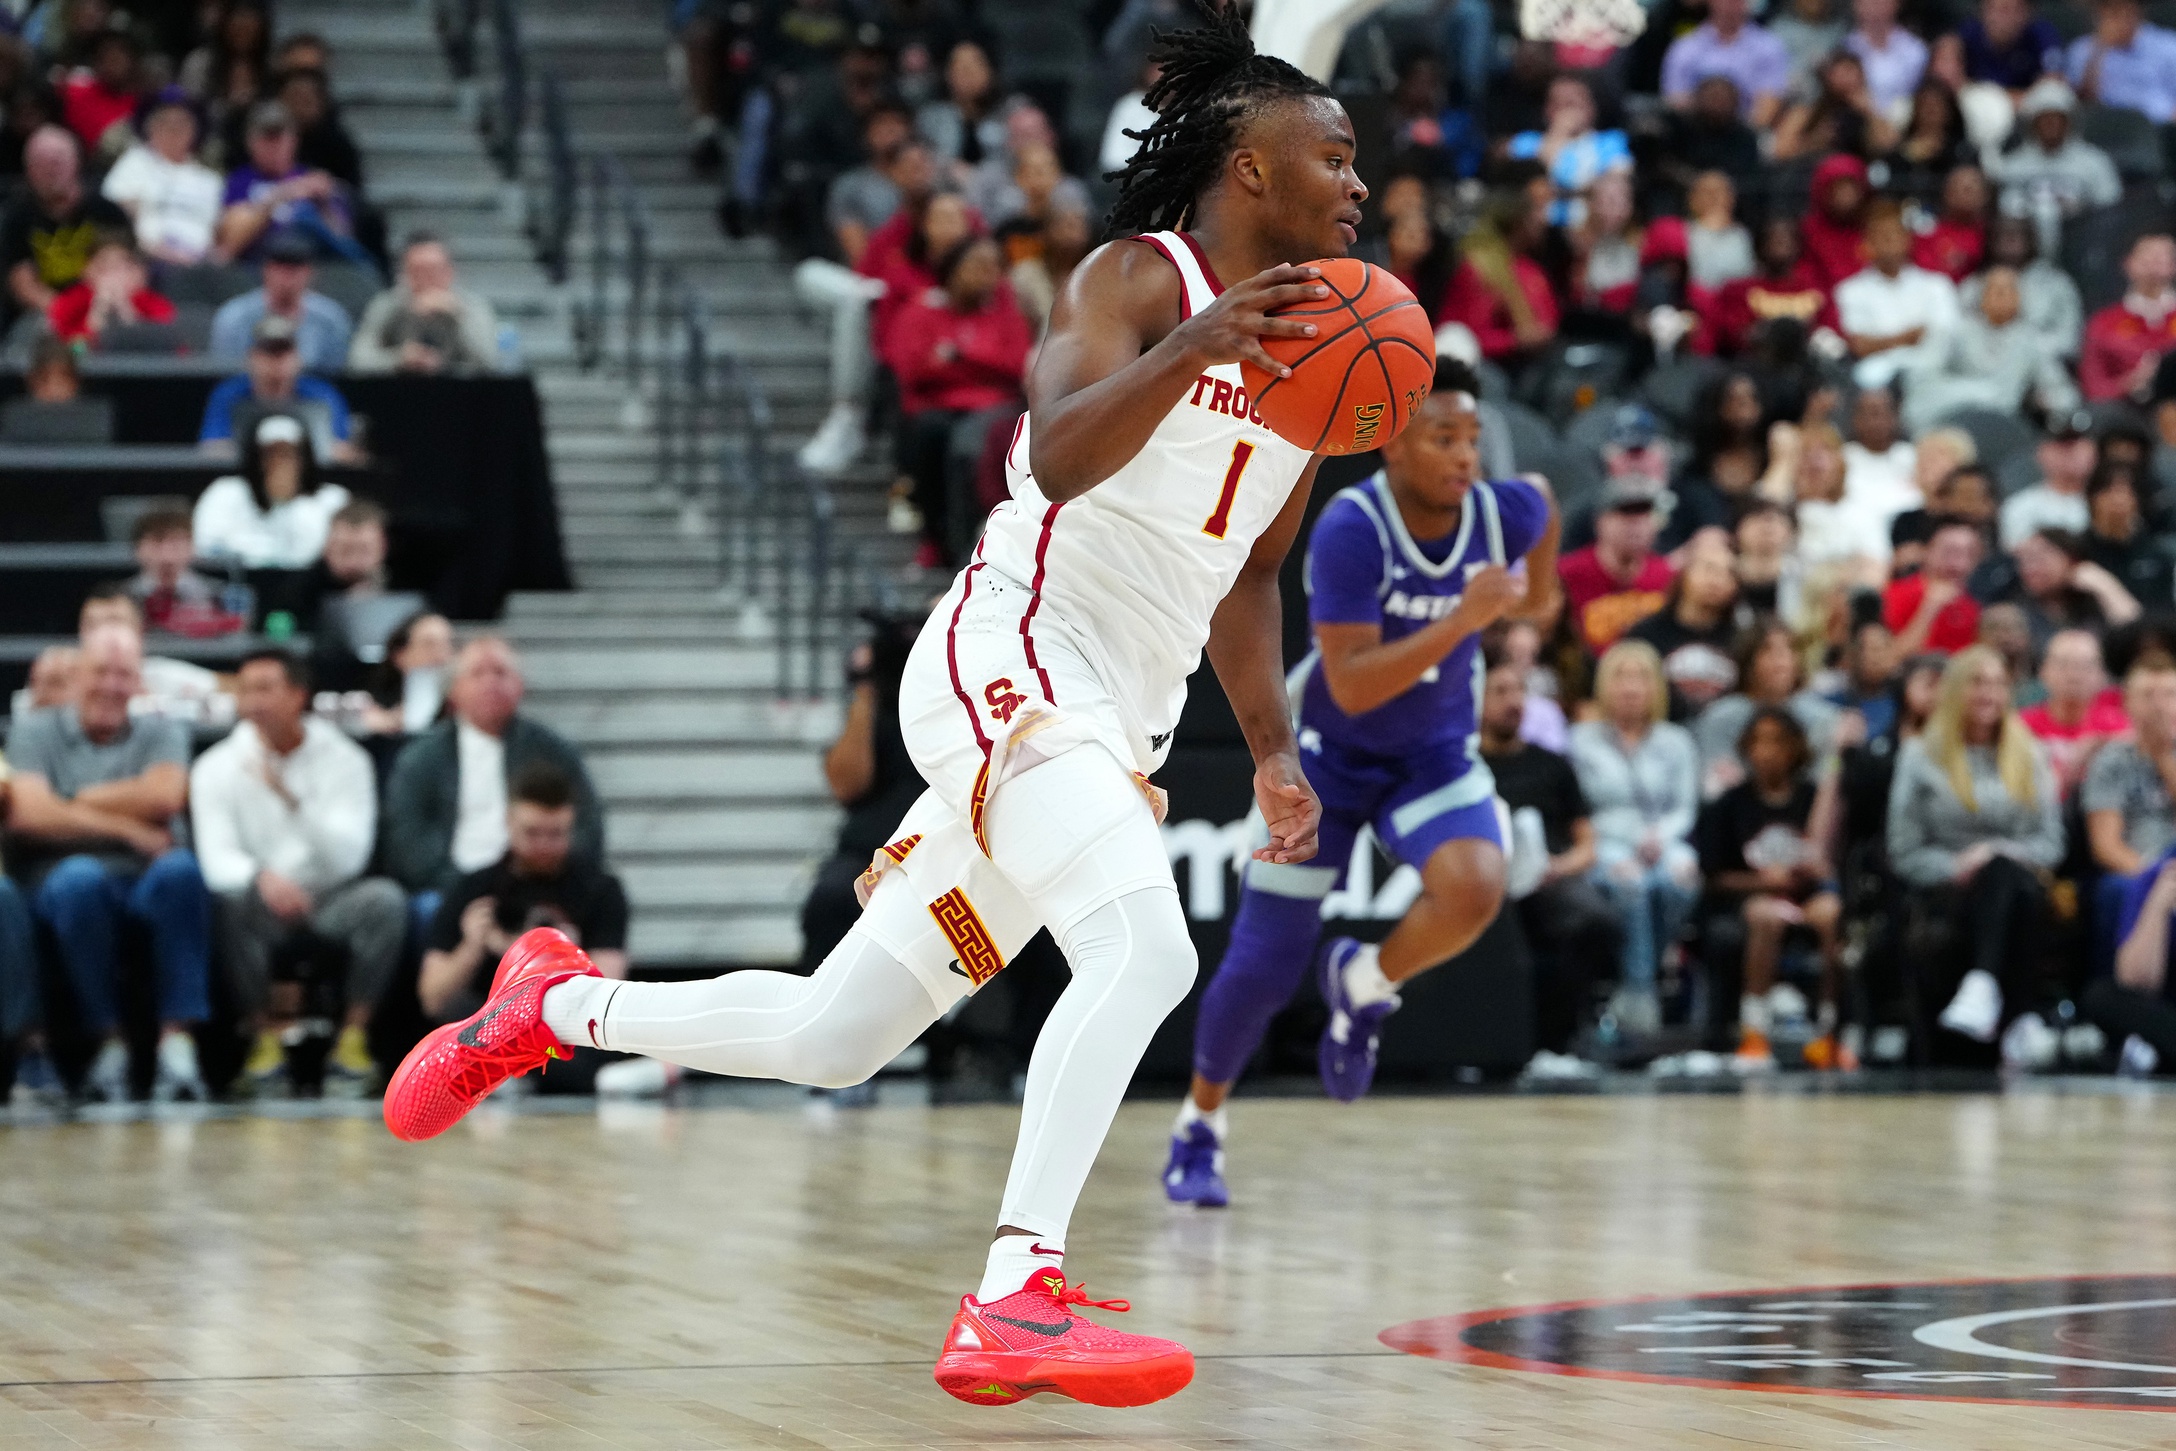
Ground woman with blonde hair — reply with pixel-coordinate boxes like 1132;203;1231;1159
1570;640;1703;1032
1886;645;2065;1062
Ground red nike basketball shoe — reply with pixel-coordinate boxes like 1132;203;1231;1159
933;1267;1194;1407
382;927;600;1142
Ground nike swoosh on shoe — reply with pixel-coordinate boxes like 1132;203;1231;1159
456;997;512;1049
986;1313;1074;1336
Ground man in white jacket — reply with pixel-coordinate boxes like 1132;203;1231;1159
190;647;405;1090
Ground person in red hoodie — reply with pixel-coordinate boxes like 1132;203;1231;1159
1800;153;1870;289
1701;216;1838;355
855;183;981;371
1911;163;1991;282
1883;516;1985;655
887;232;1031;566
47;232;175;345
2081;232;2176;402
62;29;143;155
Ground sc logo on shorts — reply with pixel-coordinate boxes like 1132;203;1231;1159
984;677;1028;724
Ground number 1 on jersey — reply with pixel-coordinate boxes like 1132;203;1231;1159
1202;440;1255;540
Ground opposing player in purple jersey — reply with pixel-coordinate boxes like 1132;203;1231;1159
1163;369;1558;1206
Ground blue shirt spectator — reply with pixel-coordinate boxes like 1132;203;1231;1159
198;315;353;460
1662;0;1795;121
2066;1;2176;122
1508;75;1632;225
208;228;352;371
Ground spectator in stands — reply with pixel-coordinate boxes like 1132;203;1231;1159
418;763;628;1022
1668;369;1782;543
102;88;222;265
1799;152;1871;289
1836;199;1959;389
180;0;269;167
1847;0;1930;115
1441;175;1559;371
1772;51;1899;160
1628;535;1745;719
360;609;453;736
858;182;977;418
1887;450;1989;568
2067;0;2176;122
191;648;406;1092
887;232;1031;565
302;497;389;614
209;226;354;371
0;124;128;322
1790;419;1894;584
1772;0;1849;88
77;587;230;723
1910;163;1991;280
382;636;603;897
1977;600;2038;688
1703;217;1837;357
193;411;351;569
2021;626;2128;796
1888;83;1971;202
2007;527;2143;650
1685;171;1754;294
1698;706;1846;1069
2083;458;2175;606
1885;516;1985;653
1829;615;1902;735
199;315;357;462
2080;232;2176;403
2084;649;2176;955
24;644;78;708
1507;74;1631;226
1561;480;1676;656
1905;264;2080;426
61;27;143;159
972;114;1090;235
1657;77;1764;203
1662;0;1793;125
1010;201;1092;337
917;39;1004;174
2001;409;2097;546
216;100;360;264
1571;639;1703;1033
1961;0;2063;90
2096;838;2176;1072
348;232;501;375
0;867;52;1104
796;133;939;477
122;504;226;634
1692;616;1844;795
1887;643;2064;1051
1841;386;1918;532
1986;80;2122;257
6;624;210;1103
23;331;80;403
1480;648;1618;1074
46;231;173;345
1735;500;1808;626
274;66;361;193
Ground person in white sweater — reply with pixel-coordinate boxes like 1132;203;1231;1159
1570;640;1705;1032
190;648;406;1090
192;411;351;569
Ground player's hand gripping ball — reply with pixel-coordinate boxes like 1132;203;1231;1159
1239;259;1436;455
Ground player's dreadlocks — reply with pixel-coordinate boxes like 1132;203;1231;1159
1103;0;1333;238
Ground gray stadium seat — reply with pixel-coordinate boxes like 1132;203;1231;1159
1499;399;1575;493
1935;406;2039;496
311;262;386;321
1640;355;1726;432
2078;103;2166;182
2060;190;2173;313
160;263;259;306
0;395;113;444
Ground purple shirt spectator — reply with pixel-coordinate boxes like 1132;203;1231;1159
1661;0;1794;119
1846;21;1930;113
222;165;353;259
2066;16;2176;122
1961;12;2064;87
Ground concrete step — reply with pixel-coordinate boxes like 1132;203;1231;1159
628;910;799;967
587;747;827;801
597;805;839;857
620;859;812;911
524;694;842;748
512;645;776;689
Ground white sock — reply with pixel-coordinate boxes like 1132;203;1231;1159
540;974;620;1049
978;1235;1065;1302
1342;943;1399;1008
1739;993;1770;1035
1176;1095;1228;1141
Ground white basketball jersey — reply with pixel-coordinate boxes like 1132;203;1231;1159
977;230;1315;750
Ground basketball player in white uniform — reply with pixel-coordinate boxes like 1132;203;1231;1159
382;2;1366;1409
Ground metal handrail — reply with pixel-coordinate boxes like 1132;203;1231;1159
482;0;527;179
434;0;481;79
533;70;577;284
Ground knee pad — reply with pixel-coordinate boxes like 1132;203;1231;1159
1057;886;1198;1017
982;744;1174;932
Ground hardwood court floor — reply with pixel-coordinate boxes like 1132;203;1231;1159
5;1086;2176;1449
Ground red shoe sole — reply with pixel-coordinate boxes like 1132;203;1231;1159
932;1349;1194;1407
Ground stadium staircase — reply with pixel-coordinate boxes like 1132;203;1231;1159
300;0;910;968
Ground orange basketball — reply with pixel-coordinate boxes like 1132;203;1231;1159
1239;258;1436;456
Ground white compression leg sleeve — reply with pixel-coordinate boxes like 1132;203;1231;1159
974;746;1199;1244
540;930;944;1089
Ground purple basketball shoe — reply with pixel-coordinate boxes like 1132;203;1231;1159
1317;937;1398;1102
1161;1120;1229;1207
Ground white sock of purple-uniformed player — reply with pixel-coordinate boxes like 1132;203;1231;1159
1341;943;1399;1007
